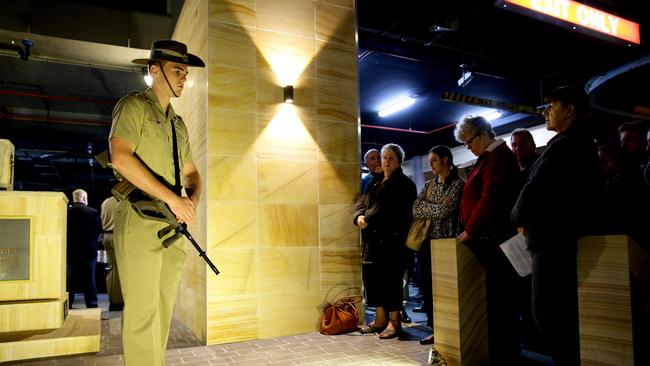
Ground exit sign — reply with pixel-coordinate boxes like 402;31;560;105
500;0;640;45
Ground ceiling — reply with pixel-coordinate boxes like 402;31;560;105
0;0;172;204
357;0;650;155
0;0;648;202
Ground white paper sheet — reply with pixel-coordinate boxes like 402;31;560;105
499;233;532;277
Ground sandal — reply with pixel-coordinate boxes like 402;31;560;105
378;320;402;339
359;322;387;334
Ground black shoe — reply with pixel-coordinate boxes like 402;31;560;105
86;303;98;308
412;306;426;313
419;335;435;345
400;308;412;323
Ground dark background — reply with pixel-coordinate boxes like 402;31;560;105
0;0;648;207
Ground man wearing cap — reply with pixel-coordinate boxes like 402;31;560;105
109;40;204;366
512;86;601;365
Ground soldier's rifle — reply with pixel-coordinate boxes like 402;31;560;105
95;150;220;276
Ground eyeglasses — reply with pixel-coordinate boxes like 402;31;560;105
464;133;480;148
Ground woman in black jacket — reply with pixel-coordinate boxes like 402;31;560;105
354;143;417;339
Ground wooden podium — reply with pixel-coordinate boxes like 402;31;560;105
0;139;14;191
0;191;100;362
430;238;488;366
577;235;636;366
427;235;641;366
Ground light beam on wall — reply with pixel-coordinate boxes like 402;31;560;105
265;49;312;87
258;104;316;153
225;1;352;164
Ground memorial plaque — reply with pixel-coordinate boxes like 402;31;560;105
0;218;31;281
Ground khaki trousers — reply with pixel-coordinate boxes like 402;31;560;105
103;233;124;305
114;201;186;366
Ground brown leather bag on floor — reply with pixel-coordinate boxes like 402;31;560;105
319;295;363;335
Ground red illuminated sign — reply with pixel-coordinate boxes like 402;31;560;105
502;0;640;44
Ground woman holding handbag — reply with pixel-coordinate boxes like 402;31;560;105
411;145;464;345
353;143;417;339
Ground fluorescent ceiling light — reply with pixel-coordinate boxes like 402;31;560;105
378;97;416;117
458;71;473;87
483;111;502;121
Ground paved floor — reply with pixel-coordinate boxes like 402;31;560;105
13;332;433;366
7;281;551;365
8;293;434;366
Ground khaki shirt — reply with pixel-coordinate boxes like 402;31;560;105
101;196;118;231
109;88;193;188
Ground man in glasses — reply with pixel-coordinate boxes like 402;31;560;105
454;115;521;365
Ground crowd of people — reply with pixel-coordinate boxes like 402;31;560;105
354;86;650;365
64;49;648;364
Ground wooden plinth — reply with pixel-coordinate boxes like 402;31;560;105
430;238;488;366
577;235;634;366
0;139;13;191
0;308;100;363
0;298;66;333
0;191;67;302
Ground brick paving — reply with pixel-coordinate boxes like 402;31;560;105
12;327;432;366
9;294;434;366
5;291;552;365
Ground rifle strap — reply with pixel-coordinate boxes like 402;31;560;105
170;118;182;196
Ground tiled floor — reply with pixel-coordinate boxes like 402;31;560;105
14;332;432;366
9;293;434;366
7;284;551;365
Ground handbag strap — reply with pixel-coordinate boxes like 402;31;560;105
426;179;434;198
322;287;362;311
334;295;363;306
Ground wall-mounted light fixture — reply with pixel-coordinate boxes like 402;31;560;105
141;67;153;86
283;85;294;104
457;63;474;87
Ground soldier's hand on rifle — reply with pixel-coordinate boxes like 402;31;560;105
167;195;196;226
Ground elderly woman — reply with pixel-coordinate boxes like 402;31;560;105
411;145;464;345
454;116;521;365
353;143;417;339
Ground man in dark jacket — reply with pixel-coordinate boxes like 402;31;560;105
511;127;540;187
67;189;102;308
512;86;602;366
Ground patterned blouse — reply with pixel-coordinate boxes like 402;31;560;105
412;174;464;239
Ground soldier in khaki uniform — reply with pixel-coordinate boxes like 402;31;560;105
100;196;123;310
109;40;203;366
